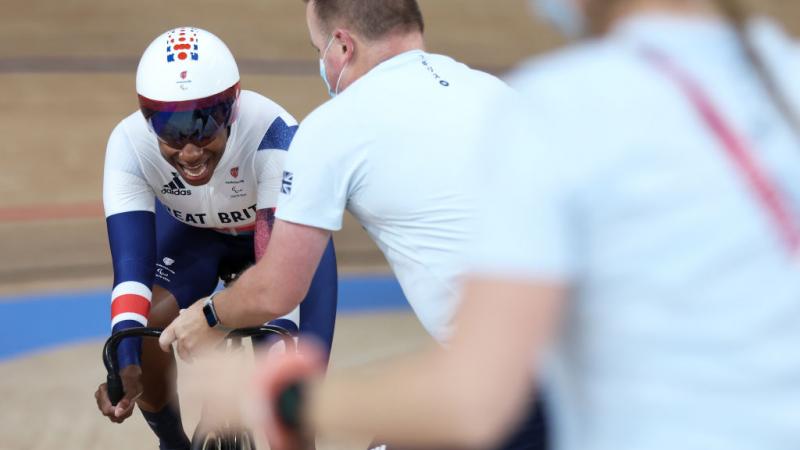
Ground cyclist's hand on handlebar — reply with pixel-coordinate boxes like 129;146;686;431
94;365;143;423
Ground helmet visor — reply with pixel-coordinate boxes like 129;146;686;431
139;83;240;149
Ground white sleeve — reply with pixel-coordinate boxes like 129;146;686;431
254;111;299;211
275;114;360;231
255;150;287;210
470;94;580;280
103;121;155;217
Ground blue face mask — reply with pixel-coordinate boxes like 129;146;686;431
319;36;336;97
319;36;348;98
529;0;586;38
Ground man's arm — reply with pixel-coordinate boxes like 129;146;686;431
255;207;304;333
219;219;331;326
263;276;565;450
158;219;331;358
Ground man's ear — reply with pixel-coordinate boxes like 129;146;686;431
333;29;355;57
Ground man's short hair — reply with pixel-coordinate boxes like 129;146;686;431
305;0;424;40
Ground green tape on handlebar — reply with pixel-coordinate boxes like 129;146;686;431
277;382;305;431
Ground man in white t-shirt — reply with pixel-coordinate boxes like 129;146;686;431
159;1;545;448
253;3;800;450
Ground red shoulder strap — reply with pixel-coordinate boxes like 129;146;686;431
643;48;800;255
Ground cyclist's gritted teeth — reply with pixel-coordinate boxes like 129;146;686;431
178;157;213;183
158;130;228;186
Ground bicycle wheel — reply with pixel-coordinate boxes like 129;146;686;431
228;430;256;450
190;428;221;450
191;427;256;450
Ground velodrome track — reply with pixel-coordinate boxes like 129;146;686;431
1;0;798;448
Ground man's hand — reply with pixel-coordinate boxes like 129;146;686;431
159;300;228;362
94;365;143;423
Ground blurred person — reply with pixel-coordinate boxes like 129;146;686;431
157;1;547;449
93;27;338;450
252;0;800;449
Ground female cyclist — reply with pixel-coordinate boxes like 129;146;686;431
93;27;337;450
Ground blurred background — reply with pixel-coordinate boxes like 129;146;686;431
0;0;796;448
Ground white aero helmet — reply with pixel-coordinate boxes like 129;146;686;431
136;27;241;149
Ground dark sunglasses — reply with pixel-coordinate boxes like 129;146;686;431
139;83;239;149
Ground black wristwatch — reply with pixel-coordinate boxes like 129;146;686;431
202;293;232;332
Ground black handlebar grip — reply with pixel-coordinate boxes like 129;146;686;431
107;373;124;406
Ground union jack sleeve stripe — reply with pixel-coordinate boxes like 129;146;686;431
110;281;152;329
111;280;151;299
111;294;151;319
111;312;149;329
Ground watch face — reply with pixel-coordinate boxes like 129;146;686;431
203;300;218;327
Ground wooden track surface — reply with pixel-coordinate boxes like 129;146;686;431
1;0;797;292
0;313;431;450
0;0;560;293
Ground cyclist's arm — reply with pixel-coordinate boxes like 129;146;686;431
251;113;338;345
104;121;157;369
254;112;297;260
250;114;303;328
254;208;276;261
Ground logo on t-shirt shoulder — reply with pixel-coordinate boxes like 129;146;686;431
420;57;450;87
281;171;293;195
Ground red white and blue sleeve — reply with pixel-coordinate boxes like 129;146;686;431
255;114;301;332
103;121;157;368
256;113;338;360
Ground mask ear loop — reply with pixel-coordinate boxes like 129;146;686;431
334;61;348;95
322;35;350;96
321;36;335;59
